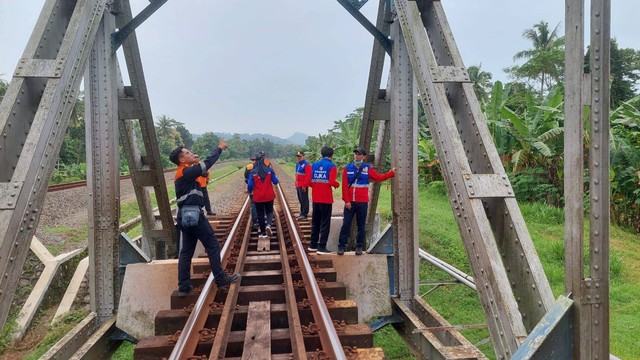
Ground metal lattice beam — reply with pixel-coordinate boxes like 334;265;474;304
0;0;107;331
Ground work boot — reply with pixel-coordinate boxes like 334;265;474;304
216;273;241;288
355;247;363;256
177;285;194;297
337;247;345;255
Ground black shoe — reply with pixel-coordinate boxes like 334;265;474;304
206;211;216;216
297;215;307;220
177;285;194;297
337;248;345;255
216;273;241;288
317;248;332;255
252;223;259;230
355;247;363;256
308;246;317;252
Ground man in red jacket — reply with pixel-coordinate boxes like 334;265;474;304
338;147;395;255
309;146;340;254
294;151;311;220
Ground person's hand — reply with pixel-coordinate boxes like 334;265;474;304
345;202;352;210
391;167;396;173
218;139;228;150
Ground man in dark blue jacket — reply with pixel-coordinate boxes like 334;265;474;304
170;139;240;296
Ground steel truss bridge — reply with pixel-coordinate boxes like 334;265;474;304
0;0;612;358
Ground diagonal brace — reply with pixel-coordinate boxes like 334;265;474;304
336;0;393;55
111;0;169;52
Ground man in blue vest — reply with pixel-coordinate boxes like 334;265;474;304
309;146;340;254
338;147;395;255
294;151;311;220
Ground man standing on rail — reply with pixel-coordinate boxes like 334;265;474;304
337;147;395;255
169;139;240;296
294;151;311;220
194;155;215;216
309;146;340;254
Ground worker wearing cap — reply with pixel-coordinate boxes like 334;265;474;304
337;146;395;255
294;151;311;220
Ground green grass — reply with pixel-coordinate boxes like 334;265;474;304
41;224;88;256
112;340;135;359
22;310;88;360
374;184;640;359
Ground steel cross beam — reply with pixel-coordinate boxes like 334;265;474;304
336;0;393;55
0;0;108;331
392;0;555;357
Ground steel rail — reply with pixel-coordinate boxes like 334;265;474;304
168;196;250;359
273;210;307;358
275;183;347;360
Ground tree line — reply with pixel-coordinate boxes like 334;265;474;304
302;21;640;232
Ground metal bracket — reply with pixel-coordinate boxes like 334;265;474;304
463;173;514;198
0;182;23;209
14;59;63;78
369;315;403;332
431;66;471;83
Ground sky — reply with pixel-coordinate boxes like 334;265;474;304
1;1;638;138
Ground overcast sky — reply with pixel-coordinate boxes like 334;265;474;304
1;1;638;138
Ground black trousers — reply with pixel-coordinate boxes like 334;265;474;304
202;186;212;213
255;200;274;235
296;187;309;216
310;203;332;249
177;212;224;292
338;202;368;249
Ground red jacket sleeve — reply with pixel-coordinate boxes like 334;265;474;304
341;168;349;202
368;167;395;182
329;166;340;188
304;164;312;187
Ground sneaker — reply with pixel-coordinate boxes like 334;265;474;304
216;273;241;288
308;246;317;252
259;233;268;239
297;215;307;220
265;225;273;237
177;285;194;297
206;211;216;216
337;248;345;255
355;247;363;256
317;248;332;255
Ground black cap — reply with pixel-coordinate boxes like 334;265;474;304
296;151;304;157
353;147;368;156
250;153;257;160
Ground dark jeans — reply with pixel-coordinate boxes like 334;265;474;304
296;187;309;216
310;203;332;248
338;202;368;250
177;212;225;291
202;186;212;213
250;195;258;225
255;200;274;235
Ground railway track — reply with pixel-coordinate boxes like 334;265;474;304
133;183;384;359
46;168;177;192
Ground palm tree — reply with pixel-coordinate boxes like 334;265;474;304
155;115;181;138
510;21;564;97
468;64;493;103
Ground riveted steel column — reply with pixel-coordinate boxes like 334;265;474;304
389;16;418;300
86;8;120;323
0;0;106;330
564;0;587;358
587;0;610;358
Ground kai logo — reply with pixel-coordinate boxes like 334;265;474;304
319;166;323;171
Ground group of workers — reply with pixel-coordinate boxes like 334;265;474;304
168;140;395;296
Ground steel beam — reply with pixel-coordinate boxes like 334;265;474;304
393;0;556;357
0;0;107;331
86;8;121;323
389;17;418;301
114;0;177;259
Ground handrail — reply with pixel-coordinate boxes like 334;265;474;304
168;195;250;359
275;183;347;360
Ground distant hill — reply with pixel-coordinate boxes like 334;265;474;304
191;132;309;146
